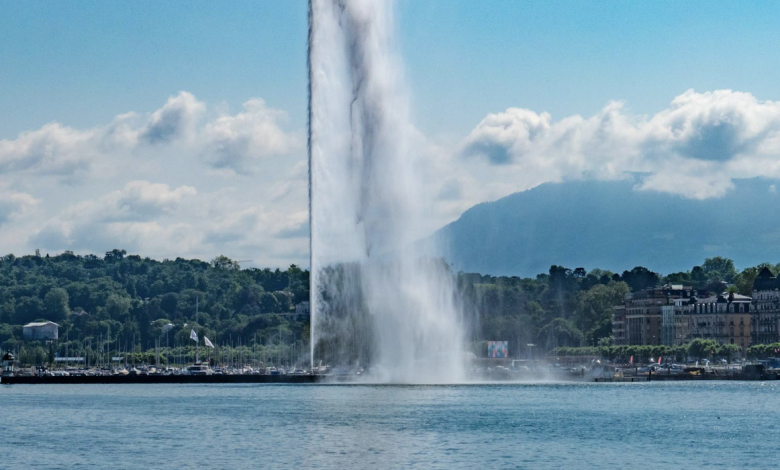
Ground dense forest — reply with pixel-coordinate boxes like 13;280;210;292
0;250;310;366
1;249;777;366
459;256;780;356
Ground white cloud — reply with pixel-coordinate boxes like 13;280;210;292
8;88;780;267
91;180;198;222
0;191;39;224
32;181;197;248
28;177;309;267
0;91;300;181
140;91;205;145
0;92;306;266
201;98;302;174
0;123;98;178
462;89;780;199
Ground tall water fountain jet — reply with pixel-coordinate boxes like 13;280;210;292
308;0;466;383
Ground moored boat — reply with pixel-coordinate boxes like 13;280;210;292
185;362;213;376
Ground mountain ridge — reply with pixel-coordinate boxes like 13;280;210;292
432;178;780;277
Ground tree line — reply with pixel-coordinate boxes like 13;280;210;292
0;250;310;366
459;256;780;357
550;340;741;363
2;249;778;365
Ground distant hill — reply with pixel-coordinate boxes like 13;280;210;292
431;178;780;277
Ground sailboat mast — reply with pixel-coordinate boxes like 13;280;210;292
195;297;199;363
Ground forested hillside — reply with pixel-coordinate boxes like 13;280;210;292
0;250;309;364
459;256;776;356
1;247;773;364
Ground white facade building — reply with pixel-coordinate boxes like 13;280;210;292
23;321;59;341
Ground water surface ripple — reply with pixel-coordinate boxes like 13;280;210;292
2;382;778;469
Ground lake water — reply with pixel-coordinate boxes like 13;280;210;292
1;381;778;469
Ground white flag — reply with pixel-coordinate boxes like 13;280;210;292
204;336;214;349
189;329;198;343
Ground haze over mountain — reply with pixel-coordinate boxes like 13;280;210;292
433;178;780;277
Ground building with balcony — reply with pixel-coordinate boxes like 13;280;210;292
684;292;751;350
751;267;780;345
612;285;696;346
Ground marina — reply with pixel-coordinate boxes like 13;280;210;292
4;358;780;384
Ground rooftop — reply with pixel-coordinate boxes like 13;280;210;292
697;293;752;304
23;321;60;328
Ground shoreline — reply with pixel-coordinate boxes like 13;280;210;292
2;372;777;385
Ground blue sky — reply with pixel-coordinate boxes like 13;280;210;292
0;1;308;137
2;1;780;267
4;1;780;138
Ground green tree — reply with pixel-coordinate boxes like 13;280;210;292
577;281;630;344
665;271;692;285
619;266;660;292
688;339;718;361
104;249;127;262
105;294;132;319
13;297;45;324
691;266;708;289
211;255;240;271
160;293;179;315
537;318;584;349
259;292;280;313
717;343;741;362
44;288;70;322
702;257;737;283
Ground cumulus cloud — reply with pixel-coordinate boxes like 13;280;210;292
32;181;197;248
0;91;300;181
0;191;39;224
11;88;780;267
462;90;780;199
29;178;309;267
201;98;302;174
0;123;98;178
0;93;307;266
99;180;197;222
140;91;205;144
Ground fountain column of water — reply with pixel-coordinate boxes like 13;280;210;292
308;0;466;383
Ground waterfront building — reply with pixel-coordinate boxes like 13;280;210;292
670;298;691;346
612;285;695;346
612;304;626;345
684;292;751;350
613;284;753;351
661;304;675;346
751;267;780;345
22;321;59;341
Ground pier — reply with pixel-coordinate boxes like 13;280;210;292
0;374;321;385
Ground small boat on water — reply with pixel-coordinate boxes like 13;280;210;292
185;362;213;376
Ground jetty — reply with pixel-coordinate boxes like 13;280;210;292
0;374;320;385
